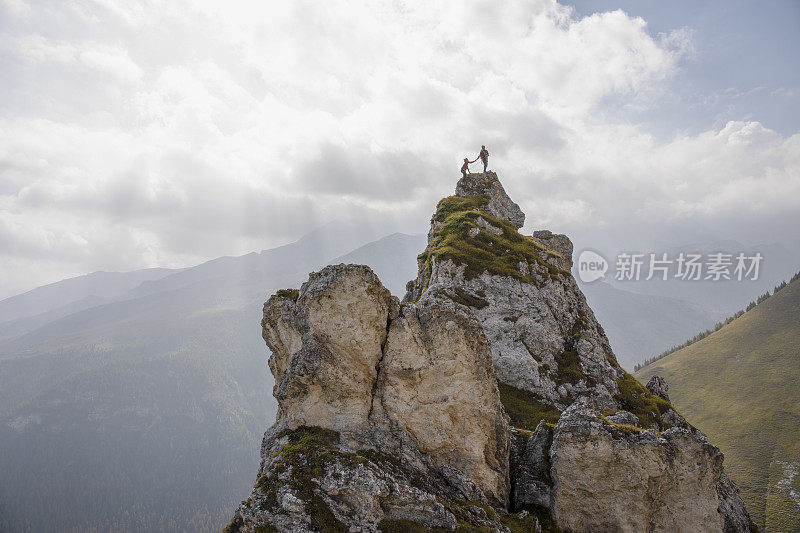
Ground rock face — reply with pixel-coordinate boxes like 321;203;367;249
550;403;729;532
454;171;525;229
263;265;393;434
373;297;510;504
228;172;754;532
404;172;625;412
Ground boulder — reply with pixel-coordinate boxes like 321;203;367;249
647;375;671;401
606;410;640;426
374;296;510;505
549;403;745;533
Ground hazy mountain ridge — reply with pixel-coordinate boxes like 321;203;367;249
0;223;402;532
331;232;427;296
605;241;800;313
0;267;180;324
579;280;726;369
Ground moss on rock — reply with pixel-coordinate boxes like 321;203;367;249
449;287;489;309
599;414;649;436
553;310;597;387
255;426;347;532
409;195;569;303
275;288;300;300
428;196;565;284
378;519;449;532
223;514;244;533
613;372;672;430
501;504;561;532
432;195;490;223
498;382;562;430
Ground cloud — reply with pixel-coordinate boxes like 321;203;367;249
1;0;30;18
0;0;797;298
10;35;143;82
78;46;143;83
518;119;800;245
294;144;437;199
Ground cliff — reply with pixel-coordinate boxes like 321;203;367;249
227;172;754;532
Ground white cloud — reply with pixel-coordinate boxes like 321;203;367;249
0;0;797;298
79;46;143;82
10;34;142;82
1;0;30;17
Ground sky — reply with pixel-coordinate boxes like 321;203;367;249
1;0;798;299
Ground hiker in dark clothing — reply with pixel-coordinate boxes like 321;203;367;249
479;145;489;172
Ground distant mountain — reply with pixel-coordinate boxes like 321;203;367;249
635;276;800;532
332;233;426;296
607;241;800;314
0;268;178;324
0;223;403;533
125;219;395;300
579;281;725;369
0;294;112;341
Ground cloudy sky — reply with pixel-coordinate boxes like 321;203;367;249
1;0;798;298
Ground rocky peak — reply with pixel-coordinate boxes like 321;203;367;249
455;172;525;229
405;172;633;418
228;171;755;532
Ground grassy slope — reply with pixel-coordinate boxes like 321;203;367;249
635;278;800;532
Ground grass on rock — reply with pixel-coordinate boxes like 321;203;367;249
498;382;562;430
413;196;567;300
275;288;300;301
613;372;672;430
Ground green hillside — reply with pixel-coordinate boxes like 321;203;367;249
636;277;800;532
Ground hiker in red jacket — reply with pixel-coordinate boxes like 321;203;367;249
461;157;472;178
478;145;489;172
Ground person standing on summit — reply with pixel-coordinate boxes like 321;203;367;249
478;145;489;172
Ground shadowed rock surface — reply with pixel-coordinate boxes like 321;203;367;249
228;172;754;532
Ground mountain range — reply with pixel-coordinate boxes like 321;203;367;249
0;221;794;531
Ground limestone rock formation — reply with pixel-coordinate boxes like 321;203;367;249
263;265;393;435
549;403;736;532
454;172;525;229
372;296;510;505
404;172;625;412
227;172;754;532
